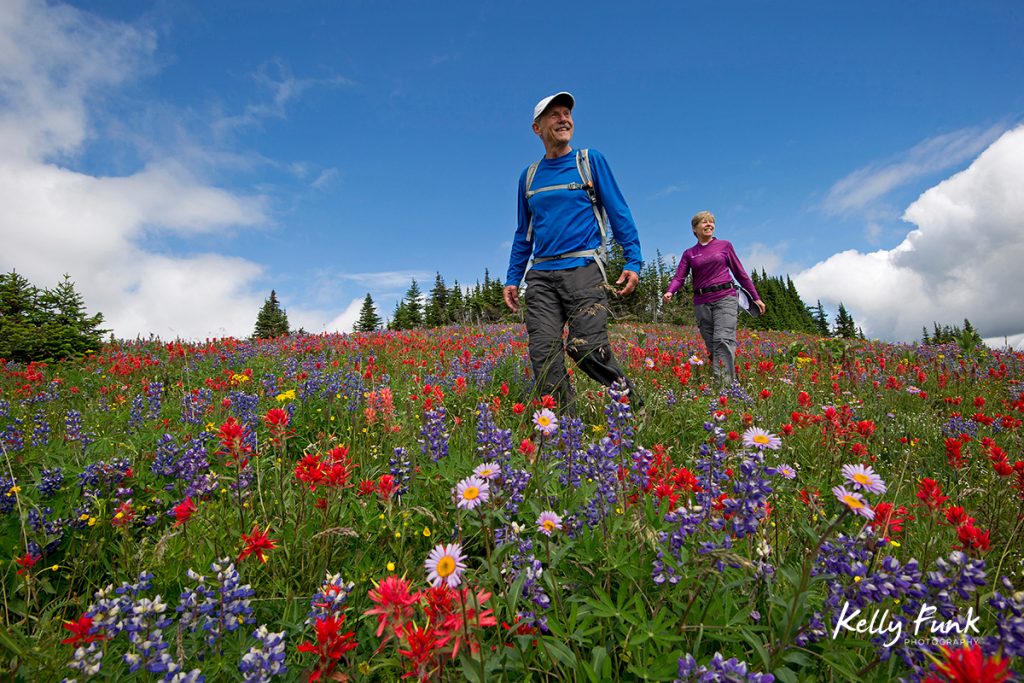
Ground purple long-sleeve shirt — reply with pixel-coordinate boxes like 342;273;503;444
666;238;760;306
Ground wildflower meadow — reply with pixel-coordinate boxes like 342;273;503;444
2;324;1023;682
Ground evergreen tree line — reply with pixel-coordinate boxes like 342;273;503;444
0;271;107;362
920;319;984;348
353;243;865;339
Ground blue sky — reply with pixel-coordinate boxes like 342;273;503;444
3;0;1023;345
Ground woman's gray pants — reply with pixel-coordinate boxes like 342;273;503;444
695;294;738;386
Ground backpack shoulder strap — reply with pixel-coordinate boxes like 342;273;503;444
524;161;541;198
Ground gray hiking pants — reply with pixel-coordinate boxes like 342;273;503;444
695;294;738;386
524;262;638;413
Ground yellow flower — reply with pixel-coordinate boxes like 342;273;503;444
87;517;97;527
386;561;395;572
890;540;901;548
423;527;431;537
394;531;401;538
275;389;296;402
359;662;371;675
50;564;60;572
233;374;250;383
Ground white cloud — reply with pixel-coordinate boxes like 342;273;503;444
795;125;1024;342
823;125;1005;216
0;1;357;341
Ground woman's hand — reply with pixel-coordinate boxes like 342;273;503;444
662;291;673;304
755;299;766;315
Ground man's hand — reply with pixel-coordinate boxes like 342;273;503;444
615;270;639;297
503;285;520;312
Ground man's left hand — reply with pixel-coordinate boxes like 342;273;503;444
615;270;639;297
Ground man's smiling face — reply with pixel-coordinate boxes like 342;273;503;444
533;105;573;150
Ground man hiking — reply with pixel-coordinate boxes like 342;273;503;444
502;91;643;414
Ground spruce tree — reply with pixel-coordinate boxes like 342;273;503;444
391;280;424;330
0;271;44;361
0;271;106;362
833;302;857;339
354;293;383;332
253;290;290;339
38;274;107;359
424;272;448;328
813;300;830;337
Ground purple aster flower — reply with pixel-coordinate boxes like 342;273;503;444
741;426;782;450
532;408;558;436
841;463;887;495
832;486;875;520
776;464;797;479
536;511;563;536
453;475;490;510
473;462;502;480
425;542;467;588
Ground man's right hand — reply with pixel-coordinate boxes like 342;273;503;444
503;285;520;312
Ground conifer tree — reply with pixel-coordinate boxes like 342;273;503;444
253;290;290;338
391;279;424;330
448;280;465;325
354;293;383;332
0;271;106;362
833;302;858;339
812;300;830;337
38;274;108;359
424;272;449;328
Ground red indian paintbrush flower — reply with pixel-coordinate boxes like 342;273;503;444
172;496;197;527
238;524;278;563
365;575;418;639
61;614;105;645
296;614;358;683
922;642;1010;683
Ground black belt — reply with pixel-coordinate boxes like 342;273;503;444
695;282;735;295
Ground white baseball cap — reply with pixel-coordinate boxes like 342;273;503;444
532;92;575;122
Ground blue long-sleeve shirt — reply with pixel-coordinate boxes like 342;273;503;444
505;148;642;286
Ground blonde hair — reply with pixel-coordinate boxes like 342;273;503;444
691;211;715;229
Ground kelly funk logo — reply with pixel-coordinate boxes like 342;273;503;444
831;601;981;648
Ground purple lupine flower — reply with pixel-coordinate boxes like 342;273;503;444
31;411;50;447
128;394;145;432
307;572;355;622
2;420;25;452
37;467;64;497
476;402;513;467
675;652;774;682
989;575;1024;659
181;388;213;425
419;405;449;462
239;625;288;682
498;526;550;631
146;382;164;420
499;468;531;514
389;447;412;496
177;558;256;649
0;475;17;515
